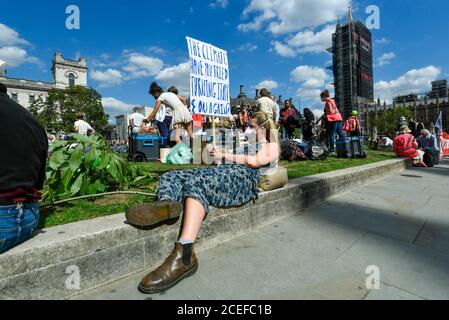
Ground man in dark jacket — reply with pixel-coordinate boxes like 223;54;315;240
0;82;48;254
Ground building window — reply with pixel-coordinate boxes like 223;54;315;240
68;73;75;86
29;95;35;104
12;93;18;102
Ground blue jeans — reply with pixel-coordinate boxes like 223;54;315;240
157;116;173;146
327;121;346;152
0;202;40;254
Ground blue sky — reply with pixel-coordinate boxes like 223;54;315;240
1;0;448;121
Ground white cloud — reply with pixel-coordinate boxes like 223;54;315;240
90;68;124;88
375;38;390;44
0;46;40;68
290;65;332;105
271;40;296;57
291;65;329;86
286;25;335;54
123;53;164;80
235;43;258;52
148;46;165;55
0;24;29;47
0;24;40;69
238;0;346;35
102;97;134;120
255;80;279;91
209;0;229;9
375;66;441;103
375;52;396;67
155;61;191;96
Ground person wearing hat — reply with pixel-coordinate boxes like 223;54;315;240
321;89;345;154
393;125;427;167
343;110;361;137
257;88;276;120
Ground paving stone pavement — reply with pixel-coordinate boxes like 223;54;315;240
75;160;449;300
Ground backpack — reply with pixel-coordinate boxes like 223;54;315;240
281;141;307;162
307;140;329;161
344;117;358;132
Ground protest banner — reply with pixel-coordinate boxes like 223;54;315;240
186;36;231;147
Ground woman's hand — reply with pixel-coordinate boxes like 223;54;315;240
210;147;223;161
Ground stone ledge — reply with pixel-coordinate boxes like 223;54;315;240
0;159;411;300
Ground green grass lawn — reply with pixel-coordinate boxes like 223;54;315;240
39;149;396;229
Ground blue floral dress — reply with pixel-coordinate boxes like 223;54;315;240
157;144;265;214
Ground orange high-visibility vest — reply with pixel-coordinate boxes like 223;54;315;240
325;98;343;122
344;116;359;132
394;134;420;159
192;114;204;128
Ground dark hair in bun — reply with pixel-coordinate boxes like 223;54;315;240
149;82;164;95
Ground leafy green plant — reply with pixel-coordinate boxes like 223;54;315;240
44;134;156;203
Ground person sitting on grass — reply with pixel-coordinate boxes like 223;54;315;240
393;126;427;167
125;112;280;294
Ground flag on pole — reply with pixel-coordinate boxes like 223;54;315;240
435;111;443;131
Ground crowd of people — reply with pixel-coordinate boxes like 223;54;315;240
1;77;448;295
393;119;444;168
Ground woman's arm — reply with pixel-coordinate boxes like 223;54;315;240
212;143;279;169
147;100;162;122
178;95;188;106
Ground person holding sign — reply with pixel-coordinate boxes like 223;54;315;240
147;82;194;145
126;112;280;294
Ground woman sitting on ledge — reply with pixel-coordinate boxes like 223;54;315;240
394;125;427;167
126;112;280;294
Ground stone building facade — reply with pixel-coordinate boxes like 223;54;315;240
0;53;88;109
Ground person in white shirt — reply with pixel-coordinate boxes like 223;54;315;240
147;82;194;145
257;88;275;119
271;95;280;124
74;112;95;136
129;107;146;134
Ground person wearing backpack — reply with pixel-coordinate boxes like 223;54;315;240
343;110;361;137
321;90;345;154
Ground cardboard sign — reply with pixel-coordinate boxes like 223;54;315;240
186;36;231;117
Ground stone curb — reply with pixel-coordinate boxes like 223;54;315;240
0;159;411;300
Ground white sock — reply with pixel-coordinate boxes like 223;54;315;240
179;238;194;245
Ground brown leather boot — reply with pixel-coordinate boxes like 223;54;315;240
126;200;183;229
139;242;199;294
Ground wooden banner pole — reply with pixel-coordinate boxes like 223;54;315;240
212;115;216;148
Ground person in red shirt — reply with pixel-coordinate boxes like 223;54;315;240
280;100;297;140
393;126;427;167
343;110;362;137
321;90;345;153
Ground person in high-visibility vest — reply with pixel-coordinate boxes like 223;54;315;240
393;126;427;167
343;110;361;137
321;90;345;154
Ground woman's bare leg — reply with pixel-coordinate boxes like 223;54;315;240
179;197;206;242
185;122;194;139
174;127;182;145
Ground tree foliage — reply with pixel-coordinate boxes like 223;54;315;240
29;86;109;134
44;134;156;203
374;106;412;137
